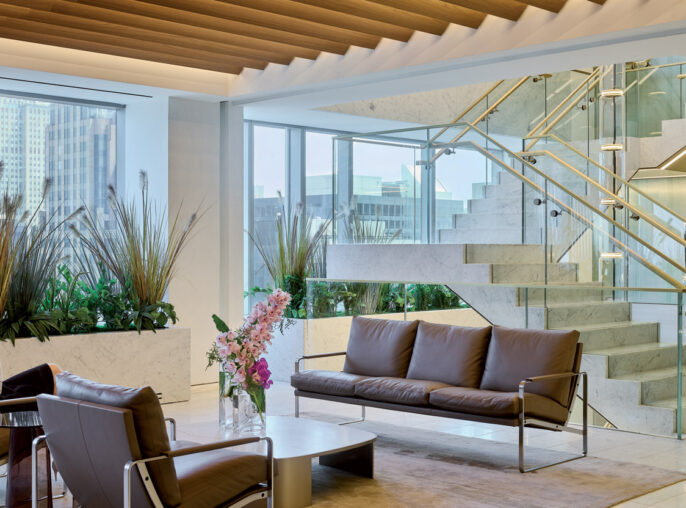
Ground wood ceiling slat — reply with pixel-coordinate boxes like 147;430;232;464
69;0;380;50
367;0;486;29
439;0;527;21
215;0;415;41
0;3;295;65
515;0;567;12
0;0;327;58
0;27;244;74
0;15;268;70
289;0;460;33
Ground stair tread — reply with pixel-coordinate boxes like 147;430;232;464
645;396;686;410
613;365;686;382
553;321;657;332
584;342;673;356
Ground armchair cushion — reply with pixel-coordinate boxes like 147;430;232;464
355;377;452;406
175;448;268;508
291;370;369;396
343;317;419;377
479;327;580;405
55;372;182;506
406;322;492;387
430;387;569;424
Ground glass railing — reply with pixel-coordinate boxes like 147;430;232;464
625;57;686;138
305;277;686;438
334;121;686;295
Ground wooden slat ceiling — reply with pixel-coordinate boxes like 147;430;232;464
0;0;607;74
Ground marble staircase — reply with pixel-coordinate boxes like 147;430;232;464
451;244;683;435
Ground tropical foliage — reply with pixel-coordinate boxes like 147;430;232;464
248;192;330;318
0;166;200;343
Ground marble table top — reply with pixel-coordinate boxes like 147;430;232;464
184;416;376;460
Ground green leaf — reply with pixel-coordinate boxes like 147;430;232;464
212;314;229;333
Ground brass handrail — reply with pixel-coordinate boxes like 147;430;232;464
431;121;686;289
522;133;686;226
448;139;685;289
429;76;530;164
428;80;505;144
525;67;600;140
521;149;686;255
524;66;612;152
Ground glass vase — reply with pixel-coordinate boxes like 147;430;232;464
235;387;266;433
218;368;236;428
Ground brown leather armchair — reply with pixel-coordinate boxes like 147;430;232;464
34;373;273;508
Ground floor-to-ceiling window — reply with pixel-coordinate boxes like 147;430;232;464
0;93;121;265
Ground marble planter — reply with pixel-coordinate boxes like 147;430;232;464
0;327;191;403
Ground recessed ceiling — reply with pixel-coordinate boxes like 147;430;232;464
0;0;606;74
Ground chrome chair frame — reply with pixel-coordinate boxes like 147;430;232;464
32;433;274;508
294;352;366;425
518;371;588;473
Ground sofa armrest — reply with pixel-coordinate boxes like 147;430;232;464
519;371;585;386
295;351;347;373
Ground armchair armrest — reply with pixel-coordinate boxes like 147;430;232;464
164;436;263;458
295;351;347;373
0;396;37;407
164;417;176;441
124;436;274;508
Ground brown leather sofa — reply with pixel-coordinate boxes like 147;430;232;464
291;317;587;473
35;373;272;508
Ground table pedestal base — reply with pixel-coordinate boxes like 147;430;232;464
273;443;374;508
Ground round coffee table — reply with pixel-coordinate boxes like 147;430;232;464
1;410;52;508
220;416;376;508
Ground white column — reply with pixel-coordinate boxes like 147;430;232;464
219;102;245;329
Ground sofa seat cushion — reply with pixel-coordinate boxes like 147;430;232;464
175;448;267;508
406;322;492;387
430;387;569;424
343;317;419;377
291;370;368;396
479;326;580;406
355;377;452;406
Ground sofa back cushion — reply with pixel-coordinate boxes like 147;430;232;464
343;317;419;377
56;372;181;506
406;322;492;387
479;326;580;405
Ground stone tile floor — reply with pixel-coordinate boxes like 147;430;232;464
22;382;686;507
160;383;686;508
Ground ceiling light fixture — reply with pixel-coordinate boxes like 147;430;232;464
600;252;624;259
601;143;624;151
600;89;624;97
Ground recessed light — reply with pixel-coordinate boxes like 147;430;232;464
600;252;624;259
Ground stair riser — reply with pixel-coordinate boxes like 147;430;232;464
469;198;522;215
465;244;545;264
491;263;578;283
452;213;540;230
642;374;684;404
546;301;630;328
439;228;522;245
516;287;604;305
608;347;685;377
579;323;659;351
485;184;524;200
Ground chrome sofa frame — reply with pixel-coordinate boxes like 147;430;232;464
32;417;274;508
294;351;587;473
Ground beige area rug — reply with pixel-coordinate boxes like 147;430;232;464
305;413;685;508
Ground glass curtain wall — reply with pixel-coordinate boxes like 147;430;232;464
0;93;121;265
